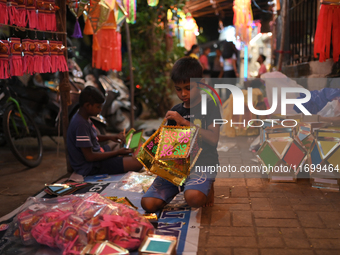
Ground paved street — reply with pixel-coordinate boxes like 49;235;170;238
1;122;340;255
199;136;340;255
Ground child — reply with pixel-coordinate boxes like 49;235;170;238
141;57;221;212
67;86;142;176
256;54;267;78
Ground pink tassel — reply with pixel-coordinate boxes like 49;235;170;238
51;55;57;72
43;55;52;72
0;2;8;24
34;55;44;73
37;11;46;31
10;55;23;76
45;13;56;31
58;55;68;72
27;10;37;28
51;13;56;31
16;7;27;27
8;5;18;25
0;58;10;79
23;55;34;74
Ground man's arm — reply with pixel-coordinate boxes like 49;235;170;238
81;147;133;162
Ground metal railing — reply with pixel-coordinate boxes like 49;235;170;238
288;0;319;65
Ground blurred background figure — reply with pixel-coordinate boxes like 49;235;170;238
221;41;239;78
211;49;224;78
185;44;200;59
199;47;211;78
256;54;267;78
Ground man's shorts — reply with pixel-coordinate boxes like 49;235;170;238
88;144;125;175
143;171;215;204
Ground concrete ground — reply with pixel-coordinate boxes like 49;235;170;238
1;120;340;255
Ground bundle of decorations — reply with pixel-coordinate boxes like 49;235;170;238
0;38;68;79
0;193;154;254
137;120;202;186
0;0;57;30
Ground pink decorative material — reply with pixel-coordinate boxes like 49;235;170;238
11;193;154;254
178;131;191;143
164;131;177;143
160;144;174;157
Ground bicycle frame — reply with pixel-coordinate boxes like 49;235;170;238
6;97;30;135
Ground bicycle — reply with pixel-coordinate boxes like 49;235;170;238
0;80;43;168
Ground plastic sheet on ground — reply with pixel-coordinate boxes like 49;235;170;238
111;172;156;194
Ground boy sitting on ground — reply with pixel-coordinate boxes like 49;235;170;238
141;57;221;212
67;86;142;176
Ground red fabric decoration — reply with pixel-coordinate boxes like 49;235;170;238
50;40;58;73
57;41;68;72
22;38;35;75
36;0;56;31
0;40;10;79
26;0;37;29
33;39;44;73
41;40;52;73
7;0;19;25
92;29;122;71
314;4;340;62
0;0;8;24
15;0;27;27
9;37;23;77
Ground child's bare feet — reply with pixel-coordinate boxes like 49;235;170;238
203;183;214;207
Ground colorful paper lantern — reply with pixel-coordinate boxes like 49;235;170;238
233;0;253;44
137;121;202;186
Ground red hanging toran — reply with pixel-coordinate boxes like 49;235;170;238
314;3;340;62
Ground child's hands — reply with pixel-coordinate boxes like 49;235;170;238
165;111;186;126
116;148;134;155
113;132;125;144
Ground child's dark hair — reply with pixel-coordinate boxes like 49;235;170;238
260;54;266;62
79;86;105;106
171;57;203;84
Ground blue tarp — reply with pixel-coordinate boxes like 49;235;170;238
294;88;340;114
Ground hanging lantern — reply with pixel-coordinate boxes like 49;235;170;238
233;0;253;45
147;0;158;7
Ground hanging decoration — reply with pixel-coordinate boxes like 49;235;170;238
7;0;19;25
9;38;23;77
114;1;127;28
92;2;122;71
41;40;52;73
16;0;28;27
0;0;8;24
0;40;10;79
36;0;57;31
183;13;198;50
147;0;158;7
0;38;68;79
87;0;110;50
22;38;35;75
33;39;44;73
26;0;37;28
125;0;136;24
314;1;340;62
233;0;253;45
68;0;88;38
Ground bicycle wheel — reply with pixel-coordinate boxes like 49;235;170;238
3;103;43;168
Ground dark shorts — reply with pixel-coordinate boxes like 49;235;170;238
143;171;215;204
88;144;125;176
